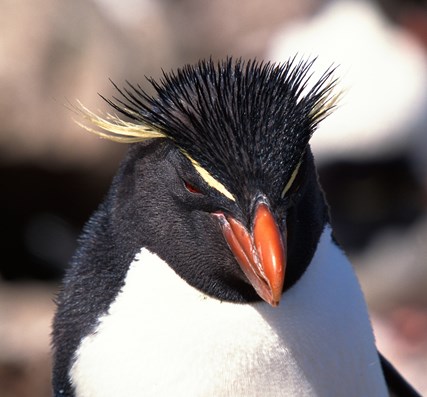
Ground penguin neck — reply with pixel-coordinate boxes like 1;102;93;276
283;170;330;293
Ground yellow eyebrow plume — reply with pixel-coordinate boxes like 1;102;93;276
184;153;236;202
309;78;342;122
281;161;302;198
72;100;166;143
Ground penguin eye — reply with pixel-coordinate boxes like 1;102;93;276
184;180;203;195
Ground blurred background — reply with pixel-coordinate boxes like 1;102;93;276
1;0;426;395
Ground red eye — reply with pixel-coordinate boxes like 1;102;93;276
184;180;202;194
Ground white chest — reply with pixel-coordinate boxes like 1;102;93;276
70;228;388;397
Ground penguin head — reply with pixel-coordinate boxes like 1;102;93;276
77;58;338;306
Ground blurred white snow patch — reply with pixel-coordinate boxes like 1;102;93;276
268;0;427;164
93;0;160;25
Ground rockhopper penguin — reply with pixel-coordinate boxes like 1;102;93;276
52;58;421;397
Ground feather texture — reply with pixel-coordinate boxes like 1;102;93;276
76;58;338;207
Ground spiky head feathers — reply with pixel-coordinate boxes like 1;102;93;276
76;58;338;205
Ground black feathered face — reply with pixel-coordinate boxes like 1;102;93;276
76;58;337;306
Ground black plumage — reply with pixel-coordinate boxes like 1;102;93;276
102;58;336;211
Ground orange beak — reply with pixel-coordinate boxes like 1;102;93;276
214;203;286;306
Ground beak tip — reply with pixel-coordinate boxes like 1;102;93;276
269;290;283;308
260;284;283;307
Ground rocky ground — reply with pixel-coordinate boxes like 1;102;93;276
0;283;55;397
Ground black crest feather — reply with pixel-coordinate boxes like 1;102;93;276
78;58;338;203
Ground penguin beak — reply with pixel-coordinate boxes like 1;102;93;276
214;203;286;307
